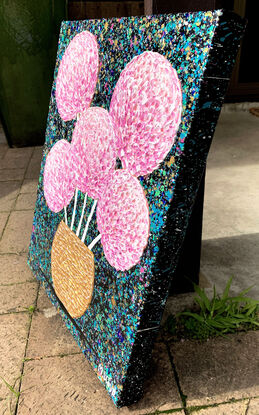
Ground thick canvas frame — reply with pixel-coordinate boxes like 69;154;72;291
28;10;245;407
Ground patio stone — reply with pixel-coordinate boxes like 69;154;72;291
37;285;53;310
20;178;39;194
206;111;259;170
0;168;25;182
32;146;43;160
247;398;259;415
162;292;195;325
0;313;29;412
0;397;17;415
0;281;38;314
0;147;33;169
201;232;259;300
0;181;21;212
26;309;80;359
0;254;34;285
170;331;259;407
0;210;34;253
17;343;182;415
191;400;249;414
0;212;9;237
15;193;37;211
25;148;42;179
0;143;8;159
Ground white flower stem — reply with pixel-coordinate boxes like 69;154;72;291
81;199;97;243
76;192;88;237
64;207;68;225
88;234;102;251
70;188;78;231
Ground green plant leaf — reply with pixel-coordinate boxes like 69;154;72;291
0;377;20;398
238;285;255;296
193;283;211;311
245;305;258;316
179;311;205;323
194;296;206;314
222;276;233;300
206;319;226;329
227;296;258;304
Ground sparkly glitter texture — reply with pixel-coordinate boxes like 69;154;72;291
56;30;99;121
28;10;245;407
71;107;117;199
110;51;182;177
97;170;150;271
43;140;74;212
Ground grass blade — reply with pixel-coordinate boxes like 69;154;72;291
222;276;233;300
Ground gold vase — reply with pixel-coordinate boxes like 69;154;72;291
51;220;95;318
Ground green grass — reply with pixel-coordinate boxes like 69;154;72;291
26;305;36;314
165;277;259;340
0;377;20;398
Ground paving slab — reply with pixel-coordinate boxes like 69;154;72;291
203;193;259;238
0;313;30;414
0;281;38;314
26;309;80;359
36;285;53;310
202;110;259;295
32;146;43;160
170;331;259;407
190;400;249;414
20;178;39;194
207;112;259;170
162;292;195;325
25;148;42;179
0;168;25;182
0;212;9;237
201;233;259;299
0;254;34;285
0;143;8;159
0;210;34;253
0;181;21;212
0;397;17;415
0;147;33;170
17;343;182;415
15;193;37;211
247;398;259;415
202;214;239;241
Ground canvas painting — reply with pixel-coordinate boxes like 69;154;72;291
28;10;245;406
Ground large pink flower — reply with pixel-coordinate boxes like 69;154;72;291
109;51;182;177
43;140;74;213
71;107;117;200
56;30;99;121
47;45;182;274
97;170;150;271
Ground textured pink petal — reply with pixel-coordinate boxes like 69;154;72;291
56;31;99;121
109;51;182;176
97;170;150;271
71;107;117;200
43;140;75;212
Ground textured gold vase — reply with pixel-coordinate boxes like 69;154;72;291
51;220;95;318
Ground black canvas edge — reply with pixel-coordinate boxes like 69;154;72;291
117;10;246;407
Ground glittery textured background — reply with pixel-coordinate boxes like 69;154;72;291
28;10;245;407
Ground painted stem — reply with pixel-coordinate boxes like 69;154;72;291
64;206;68;225
76;192;88;237
88;234;102;251
70;188;78;231
81;199;97;243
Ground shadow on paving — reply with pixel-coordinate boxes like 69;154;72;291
169;330;259;407
201;232;259;299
